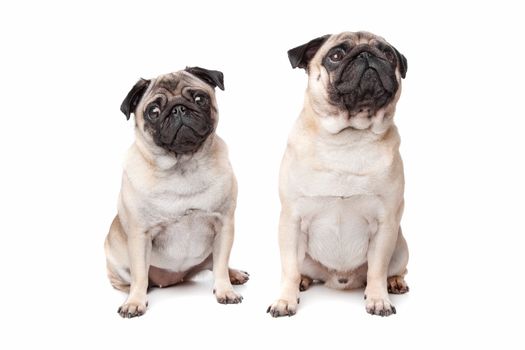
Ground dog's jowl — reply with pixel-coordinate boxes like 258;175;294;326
268;31;409;317
104;67;248;318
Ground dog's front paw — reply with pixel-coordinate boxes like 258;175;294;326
364;291;396;317
213;287;243;304
267;298;299;317
117;298;148;318
229;269;249;285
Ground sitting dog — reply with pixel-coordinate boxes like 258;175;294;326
105;67;248;318
268;31;409;317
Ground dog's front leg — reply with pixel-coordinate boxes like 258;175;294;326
365;220;399;316
267;207;301;317
118;229;151;318
212;212;243;304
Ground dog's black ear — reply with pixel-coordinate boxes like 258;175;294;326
288;34;331;70
185;66;225;90
392;46;408;79
120;78;151;120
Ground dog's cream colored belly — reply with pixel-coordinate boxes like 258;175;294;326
150;210;221;272
298;196;379;274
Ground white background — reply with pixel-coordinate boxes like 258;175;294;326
1;0;524;348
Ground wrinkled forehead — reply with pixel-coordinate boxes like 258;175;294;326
318;31;388;57
147;71;213;97
331;31;386;45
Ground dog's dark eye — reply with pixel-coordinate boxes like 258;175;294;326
146;105;161;121
328;48;345;63
194;94;207;106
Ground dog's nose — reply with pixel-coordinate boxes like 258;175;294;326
171;105;186;116
338;278;348;284
358;52;371;61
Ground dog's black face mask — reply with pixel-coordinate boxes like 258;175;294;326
287;33;407;118
143;89;214;154
323;42;407;116
120;67;224;155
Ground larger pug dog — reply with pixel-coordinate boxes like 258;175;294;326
105;67;248;318
268;31;409;317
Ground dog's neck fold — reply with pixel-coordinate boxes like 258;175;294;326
134;128;216;172
298;92;398;149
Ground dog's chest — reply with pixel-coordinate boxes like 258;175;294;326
137;168;231;222
290;142;393;198
288;137;397;271
140;172;231;271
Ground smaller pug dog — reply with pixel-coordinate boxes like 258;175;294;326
268;31;409;317
105;67;248;318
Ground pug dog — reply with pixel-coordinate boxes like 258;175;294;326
267;31;409;317
105;67;248;318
